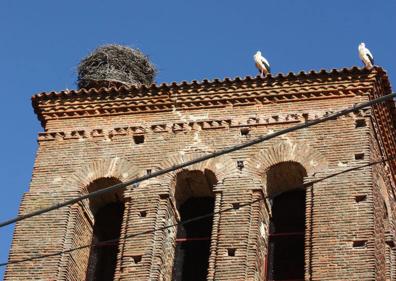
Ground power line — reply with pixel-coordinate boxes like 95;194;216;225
0;92;395;229
1;155;394;268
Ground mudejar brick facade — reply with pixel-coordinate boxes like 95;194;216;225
5;67;396;280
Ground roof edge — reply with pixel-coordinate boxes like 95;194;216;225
32;66;385;101
31;66;392;128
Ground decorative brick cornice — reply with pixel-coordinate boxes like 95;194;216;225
31;67;383;127
37;110;370;142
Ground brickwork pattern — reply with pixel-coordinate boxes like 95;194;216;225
5;67;396;281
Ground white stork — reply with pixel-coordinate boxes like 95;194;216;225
254;51;271;77
358;43;374;69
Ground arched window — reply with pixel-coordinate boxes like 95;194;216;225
172;170;217;281
85;178;125;281
265;162;307;281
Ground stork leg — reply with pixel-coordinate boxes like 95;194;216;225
260;70;264;78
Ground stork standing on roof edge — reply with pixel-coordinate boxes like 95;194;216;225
358;43;374;69
254;51;271;78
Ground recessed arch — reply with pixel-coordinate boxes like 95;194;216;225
171;169;217;281
62;158;138;281
265;161;307;280
156;149;238;187
173;169;217;208
63;157;140;194
246;142;324;281
84;177;125;281
266;161;307;197
246;141;328;190
86;177;125;215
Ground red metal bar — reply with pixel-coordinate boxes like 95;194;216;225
175;237;210;242
264;255;268;281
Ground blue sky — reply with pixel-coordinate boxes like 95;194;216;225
0;0;395;278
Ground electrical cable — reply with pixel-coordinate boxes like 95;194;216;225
2;91;396;228
1;92;395;228
1;154;394;267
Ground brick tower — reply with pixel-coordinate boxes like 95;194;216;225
5;67;396;281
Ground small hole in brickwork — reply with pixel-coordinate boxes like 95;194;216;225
383;202;388;219
159;194;169;200
302;113;309;121
146;169;152;175
240;127;250;136
353;240;367;248
232;203;240;210
132;255;142;264
355;119;367;128
227;248;236;256
355;153;365;160
133;135;145;144
237;160;244;170
355;195;367;202
139;211;147;217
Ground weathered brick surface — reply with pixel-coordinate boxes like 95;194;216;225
5;67;396;280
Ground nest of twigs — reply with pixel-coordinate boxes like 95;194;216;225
77;44;157;89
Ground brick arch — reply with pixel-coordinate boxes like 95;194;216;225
155;149;238;186
246;141;328;180
64;157;140;194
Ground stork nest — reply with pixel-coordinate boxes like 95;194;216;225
77;44;157;89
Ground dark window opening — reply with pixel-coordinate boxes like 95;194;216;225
84;177;125;281
172;197;214;281
267;190;305;281
265;162;307;281
86;202;124;281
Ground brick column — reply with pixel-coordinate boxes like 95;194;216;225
148;192;178;281
207;191;223;281
212;177;259;280
60;200;93;281
115;182;169;281
245;188;269;281
5;191;78;281
308;166;375;281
